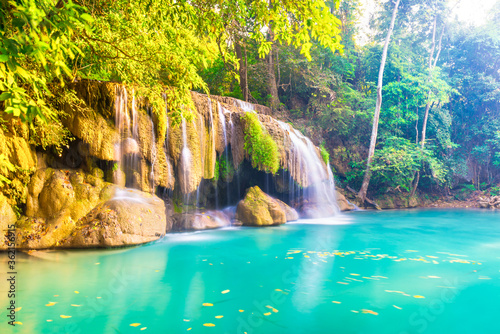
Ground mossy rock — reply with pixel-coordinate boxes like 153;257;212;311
236;186;288;226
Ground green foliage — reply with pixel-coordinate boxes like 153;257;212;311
214;154;234;182
490;186;500;197
241;112;280;174
370;137;447;192
0;0;92;122
319;143;330;165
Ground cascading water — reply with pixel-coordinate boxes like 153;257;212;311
114;86;141;189
217;102;231;207
234;99;255;113
277;121;339;217
179;118;193;207
149;111;157;191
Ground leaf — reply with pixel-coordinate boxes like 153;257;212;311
203;323;215;327
202;303;213;306
221;290;230;294
60;315;72;319
413;295;425;299
0;55;8;62
45;302;57;306
130;323;141;327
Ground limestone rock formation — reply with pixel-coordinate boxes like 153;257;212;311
172;211;231;231
236;186;292;226
335;190;356;211
61;187;167;247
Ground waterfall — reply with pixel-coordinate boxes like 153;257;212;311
114;86;140;189
180;118;192;202
277;121;339;217
218;102;231;207
149;111;157;191
234;99;255;113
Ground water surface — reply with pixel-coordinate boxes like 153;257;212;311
2;209;500;333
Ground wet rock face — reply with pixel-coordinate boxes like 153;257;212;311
335;190;356;211
61;187;167;248
172;210;231;231
236;186;297;226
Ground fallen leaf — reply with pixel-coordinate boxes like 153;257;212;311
361;309;379;315
332;301;341;304
239;310;244;313
140;327;147;331
215;315;223;319
264;312;271;316
203;323;215;327
413;295;425;299
45;302;57;307
203;303;213;307
393;305;402;310
14;307;22;312
74;291;79;294
13;321;22;325
221;290;230;294
60;315;72;319
71;304;81;307
130;323;141;327
46;320;53;322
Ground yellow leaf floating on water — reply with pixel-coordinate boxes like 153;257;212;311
337;282;349;285
203;303;213;307
71;304;81;307
140;328;147;331
14;307;22;312
414;295;425;299
393;305;402;310
45;302;57;307
183;319;190;322
74;291;79;294
272;308;279;313
221;290;230;294
54;295;59;297
350;273;360;276
96;297;102;299
130;323;141;327
264;312;271;316
46;319;53;322
239;310;244;313
203;323;215;327
187;328;192;331
361;309;379;315
60;315;72;319
95;263;100;265
351;310;359;313
332;301;341;304
215;315;223;319
428;276;441;279
13;321;22;325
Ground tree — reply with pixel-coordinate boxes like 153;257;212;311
358;0;401;202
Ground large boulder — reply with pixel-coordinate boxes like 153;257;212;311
61;188;167;247
172;210;231;231
336;190;356;211
236;186;295;226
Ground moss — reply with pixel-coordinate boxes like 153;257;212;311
241;113;280;174
320;143;330;165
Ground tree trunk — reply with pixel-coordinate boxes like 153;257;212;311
235;40;249;101
358;0;401;201
266;45;280;110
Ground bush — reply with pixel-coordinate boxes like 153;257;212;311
241;113;280;174
319;143;330;165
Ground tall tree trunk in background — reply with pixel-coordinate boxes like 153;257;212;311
265;28;280;110
358;0;401;202
266;45;280;110
235;40;249;101
410;16;445;197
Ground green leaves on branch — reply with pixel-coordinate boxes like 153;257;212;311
241;112;280;174
0;0;92;122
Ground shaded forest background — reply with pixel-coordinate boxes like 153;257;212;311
1;0;500;200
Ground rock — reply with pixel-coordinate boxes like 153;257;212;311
173;211;230;231
61;187;167;247
0;194;16;249
38;170;75;218
236;186;287;226
275;198;299;221
336;190;356;211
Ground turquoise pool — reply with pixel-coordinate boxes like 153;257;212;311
2;209;500;333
